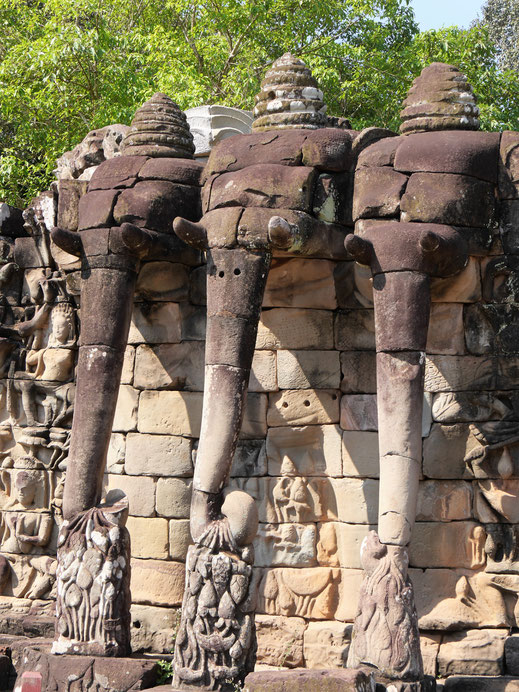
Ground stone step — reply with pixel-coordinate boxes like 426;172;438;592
441;676;519;690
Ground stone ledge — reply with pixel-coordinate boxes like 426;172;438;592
14;643;159;692
244;669;375;692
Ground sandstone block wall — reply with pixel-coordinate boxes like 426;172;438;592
1;126;519;679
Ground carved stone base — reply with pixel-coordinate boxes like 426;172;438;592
347;531;423;681
53;491;131;657
173;535;256;691
243;669;375;692
14;643;159;691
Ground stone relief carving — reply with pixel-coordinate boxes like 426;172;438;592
53;490;131;656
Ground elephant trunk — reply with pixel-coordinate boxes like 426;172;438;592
62;258;137;520
373;271;430;546
191;247;270;542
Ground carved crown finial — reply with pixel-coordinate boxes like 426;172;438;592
400;62;479;135
252;53;327;131
121;93;195;158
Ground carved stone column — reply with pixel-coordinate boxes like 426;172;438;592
345;62;497;689
173;54;354;690
52;93;202;655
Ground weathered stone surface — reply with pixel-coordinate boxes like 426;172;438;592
232;439;268;477
277;350;340;389
409;522;486;568
57;179;88;234
324;478;379;523
353;167;408;220
131;558;185;606
138;156;204;185
257;309;334;350
342;431;379;477
107;433;126;474
334;310;375;351
347;532;423;680
207;164;316;212
421;633;441;677
465;303;519;355
267;424;342;477
180;303;206;341
169;519;192;561
431;390;519;423
416;481;472;521
443;676;519;690
427;303;465;354
500;200;519;254
204;130;308;177
312;171;353;226
155;478;192;518
303;621;352;669
438;629;508;676
394;131;500;182
423;424;477;479
499;130;519;199
133;342;205;390
88;155;147;190
425;354;519;391
131;603;180;654
340;394;377;431
112;384;139;431
135;261;189;302
120;346;135;385
268;389;340;426
138;390;203;435
104;474;156;517
125;432;192;477
255;614;306;668
127;516;169;559
357;136;402;168
302;128;354;171
244;668;374;692
14;644;159;691
264;259;337;310
317;522;375;569
114;180;201;230
128;302;182;344
250;350;277;392
258;567;361;621
340;351;377;393
77;189;118;229
401;172;495;227
255;524;317;567
506;634;519;675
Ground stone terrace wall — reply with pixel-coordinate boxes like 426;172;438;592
1;125;519;679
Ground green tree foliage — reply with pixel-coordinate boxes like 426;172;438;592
0;0;518;207
479;0;519;72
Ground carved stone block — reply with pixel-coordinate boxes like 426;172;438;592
266;424;342;477
438;629;508;677
255;614;305;667
394;131;500;183
15;644;159;691
53;491;131;657
276;350;340;389
400;172;495;227
353;167;408;220
267;389;340;427
257;309;334;350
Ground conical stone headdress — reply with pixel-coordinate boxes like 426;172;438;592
400;62;479;135
252;53;327;131
121;93;195;158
